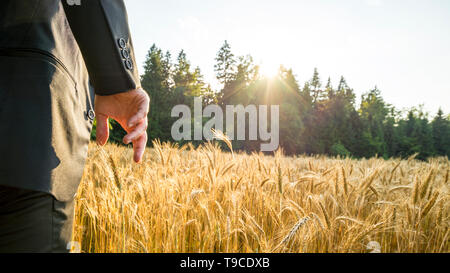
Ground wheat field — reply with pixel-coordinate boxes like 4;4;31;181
72;141;449;253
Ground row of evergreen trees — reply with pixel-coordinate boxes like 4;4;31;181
101;41;449;160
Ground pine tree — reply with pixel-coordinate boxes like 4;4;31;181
280;66;301;95
417;113;435;159
174;50;191;87
384;107;400;158
337;76;347;93
214;40;236;86
309;68;322;104
173;50;207;105
325;77;335;99
432;108;450;157
301;82;313;112
141;44;175;142
359;87;388;157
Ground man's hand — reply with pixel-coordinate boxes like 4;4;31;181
94;88;150;163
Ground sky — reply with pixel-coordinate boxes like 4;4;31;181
125;0;450;115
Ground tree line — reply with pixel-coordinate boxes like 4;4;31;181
95;41;450;160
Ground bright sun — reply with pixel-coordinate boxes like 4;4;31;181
259;63;279;78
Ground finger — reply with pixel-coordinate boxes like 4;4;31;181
128;103;149;128
132;132;148;163
96;114;110;146
123;118;148;145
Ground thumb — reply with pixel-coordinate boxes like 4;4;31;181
96;114;110;146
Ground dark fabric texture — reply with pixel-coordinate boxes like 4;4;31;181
0;185;75;253
63;0;141;95
0;0;140;201
0;51;92;202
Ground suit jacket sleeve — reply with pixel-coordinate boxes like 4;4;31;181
62;0;141;96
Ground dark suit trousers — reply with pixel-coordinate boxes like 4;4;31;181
0;185;75;253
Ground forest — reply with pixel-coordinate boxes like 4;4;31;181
94;41;450;160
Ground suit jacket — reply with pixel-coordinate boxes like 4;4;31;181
0;0;141;201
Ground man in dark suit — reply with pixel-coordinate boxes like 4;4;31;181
0;0;150;252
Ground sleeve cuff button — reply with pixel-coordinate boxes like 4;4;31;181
121;49;130;59
125;59;133;70
118;38;127;49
